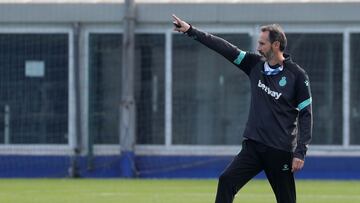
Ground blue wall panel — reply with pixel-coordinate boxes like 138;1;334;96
0;155;359;179
135;156;231;178
0;155;69;178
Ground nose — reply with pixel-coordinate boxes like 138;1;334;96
257;47;261;53
257;45;261;52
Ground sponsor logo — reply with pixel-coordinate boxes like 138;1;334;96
257;80;282;100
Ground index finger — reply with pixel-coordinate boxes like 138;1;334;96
172;14;181;22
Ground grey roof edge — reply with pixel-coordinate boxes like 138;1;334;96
0;3;359;23
0;3;124;23
139;3;360;24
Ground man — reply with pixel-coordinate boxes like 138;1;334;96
172;14;313;203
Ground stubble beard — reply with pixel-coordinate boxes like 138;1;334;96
259;48;275;62
264;48;275;62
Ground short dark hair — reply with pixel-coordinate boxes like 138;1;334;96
260;24;287;52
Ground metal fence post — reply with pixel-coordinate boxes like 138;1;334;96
120;0;136;178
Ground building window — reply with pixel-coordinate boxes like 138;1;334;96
89;34;122;144
287;33;343;145
172;33;252;145
350;33;360;145
135;34;165;144
89;33;165;144
0;34;68;144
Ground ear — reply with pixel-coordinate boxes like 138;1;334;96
272;41;281;50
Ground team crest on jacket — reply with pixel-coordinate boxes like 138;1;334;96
279;77;287;87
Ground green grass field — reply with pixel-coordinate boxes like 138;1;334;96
0;179;359;203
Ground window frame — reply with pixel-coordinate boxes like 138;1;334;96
0;25;74;155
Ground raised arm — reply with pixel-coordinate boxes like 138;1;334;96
172;14;259;75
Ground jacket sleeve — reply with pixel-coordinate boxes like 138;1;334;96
294;69;313;160
185;25;261;75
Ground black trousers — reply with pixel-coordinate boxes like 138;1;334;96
215;139;296;203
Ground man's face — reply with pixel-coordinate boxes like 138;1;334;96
257;31;274;60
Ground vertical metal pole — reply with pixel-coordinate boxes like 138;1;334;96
4;105;10;144
165;30;172;147
343;30;350;147
69;22;81;178
120;0;136;177
252;25;260;53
